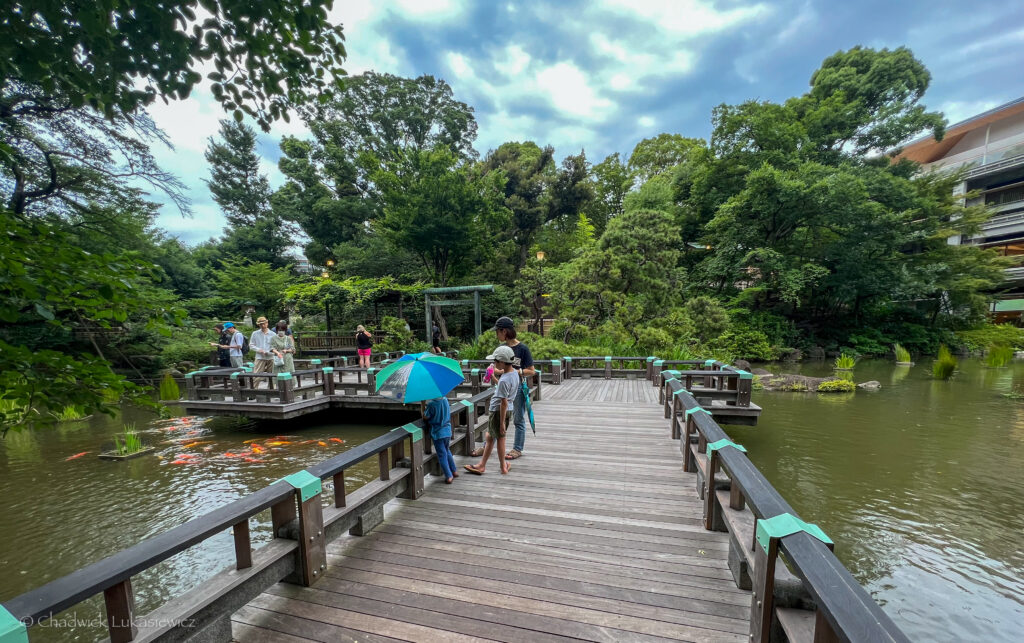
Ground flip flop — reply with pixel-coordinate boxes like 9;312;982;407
463;464;485;475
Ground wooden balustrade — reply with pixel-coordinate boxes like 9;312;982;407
660;376;908;643
1;389;495;642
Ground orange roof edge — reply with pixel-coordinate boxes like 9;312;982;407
894;96;1024;162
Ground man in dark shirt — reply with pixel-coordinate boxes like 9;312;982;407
494;316;533;460
210;323;231;367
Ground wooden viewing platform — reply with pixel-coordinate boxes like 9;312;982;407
1;361;905;643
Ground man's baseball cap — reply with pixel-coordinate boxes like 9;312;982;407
223;322;235;329
486;345;516;363
493;316;515;330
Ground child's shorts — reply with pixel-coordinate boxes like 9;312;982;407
487;411;507;439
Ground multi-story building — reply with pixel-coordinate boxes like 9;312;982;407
897;97;1024;323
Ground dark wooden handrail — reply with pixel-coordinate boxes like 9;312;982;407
663;376;909;643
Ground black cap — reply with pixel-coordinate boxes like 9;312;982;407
494;316;515;330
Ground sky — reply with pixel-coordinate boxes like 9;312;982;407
147;0;1024;246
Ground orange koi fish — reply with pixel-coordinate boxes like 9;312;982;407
242;457;265;463
65;451;90;461
329;438;345;444
250;444;265;454
171;459;196;465
266;440;291;446
317;441;327;447
299;440;316;445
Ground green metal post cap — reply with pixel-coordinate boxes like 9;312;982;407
704;359;716;366
563;357;572;362
471;368;480;375
706;438;747;458
459;400;474;407
647;356;657;362
684;407;713;417
462;360;469;366
367;368;376;375
665;369;682;377
0;605;27;643
755;513;833;554
551;359;560;365
664;376;678;383
230;372;240;379
321;366;334;373
184;371;200;379
654;359;664;366
243;366;253;372
400;422;423;442
310;358;322;365
276;372;293;380
276;470;322;503
736;370;753;380
605;356;612;361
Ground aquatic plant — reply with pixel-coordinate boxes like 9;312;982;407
983;344;1014;368
834;353;856;370
933;345;958;380
113;423;144;455
159;373;181;400
54;406;86;421
817;379;856;393
893;344;912;363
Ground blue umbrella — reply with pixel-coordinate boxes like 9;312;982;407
374;352;465;403
521;379;536;434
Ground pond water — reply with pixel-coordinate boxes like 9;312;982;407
729;358;1024;642
0;406;398;642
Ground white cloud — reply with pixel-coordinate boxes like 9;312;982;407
599;0;768;36
394;0;464;19
536;62;614;119
494;45;531;77
638;115;656;128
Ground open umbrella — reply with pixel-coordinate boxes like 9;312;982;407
374;352;465;403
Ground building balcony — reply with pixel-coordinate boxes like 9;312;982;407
1004;266;1024;282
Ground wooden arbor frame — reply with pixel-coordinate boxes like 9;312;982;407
423;285;494;342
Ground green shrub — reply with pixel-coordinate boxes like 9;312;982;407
984;344;1014;368
159;373;181;400
161;327;216;368
845;331;888;356
933;344;957;380
683;296;729;343
834;353;856;370
54;406;87;421
817;378;856;392
705;329;778;361
374;316;414;352
893;343;912;363
955;324;1024;353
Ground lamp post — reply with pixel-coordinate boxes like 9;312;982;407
536;250;545;336
321;269;332;333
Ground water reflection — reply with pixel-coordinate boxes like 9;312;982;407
730;358;1024;641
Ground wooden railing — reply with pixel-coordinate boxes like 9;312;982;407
0;390;495;643
292;332;387;352
659;371;909;643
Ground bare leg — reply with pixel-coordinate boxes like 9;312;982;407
497;434;509;474
470;433;495;472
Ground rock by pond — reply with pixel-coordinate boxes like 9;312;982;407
857;380;882;390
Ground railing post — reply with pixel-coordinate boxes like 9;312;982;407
550;359;562;384
736;370;753;406
184;371;198;400
400;425;425;499
704;440;746;531
276;471;326;586
277;372;294;403
604;356;612;379
103;578;137;643
229;372;242;401
459;400;476;455
322;367;335;395
652;360;663;387
563;356;572;379
646;356;656;380
367;367;377;393
533;370;542;401
470;368;481;395
233;520;252;570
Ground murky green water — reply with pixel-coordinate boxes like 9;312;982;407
728;358;1024;642
0;406;402;641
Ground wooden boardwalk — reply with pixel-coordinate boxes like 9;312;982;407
231;380;749;642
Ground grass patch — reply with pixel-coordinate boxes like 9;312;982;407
933;344;958;380
834;353;856;370
984;344;1014;368
53;406;87;421
818;379;856;393
159;373;181;400
893;343;911;363
113;423;144;455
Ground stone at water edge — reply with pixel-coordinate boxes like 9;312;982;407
732;359;751;371
857;381;881;390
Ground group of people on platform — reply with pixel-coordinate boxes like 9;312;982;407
420;316;533;483
210;317;296;379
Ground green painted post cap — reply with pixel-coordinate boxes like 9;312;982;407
736;370;753;379
277;470;322;503
706;438;747;458
276;372;293;381
230;372;240;379
551;359;560;365
471;368;480;375
367;368;376;375
400;422;423;442
664;376;678;383
462;360;469;366
0;605;27;643
685;407;713;417
184;371;200;379
654;359;664;366
459;400;474;407
322;366;334;373
704;359;716;366
605;356;612;361
563;356;573;362
199;365;215;371
647;356;656;362
665;369;682;377
756;513;832;554
310;358;322;365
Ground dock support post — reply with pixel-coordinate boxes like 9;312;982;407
322;367;335;395
277;373;295;403
563;356;572;379
103;578;137;643
736;370;753;406
533;370;542;401
459;400;477;455
470;369;481;395
652;360;663;387
604;356;612;379
550;359;562;384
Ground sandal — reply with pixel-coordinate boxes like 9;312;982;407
470;447;483;457
505;450;522;460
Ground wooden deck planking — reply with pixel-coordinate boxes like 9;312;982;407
232;378;747;643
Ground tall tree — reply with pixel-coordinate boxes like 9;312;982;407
628;133;705;184
1;0;347;129
205;120;288;267
585;152;631;234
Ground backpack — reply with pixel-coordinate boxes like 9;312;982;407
241;333;250;354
